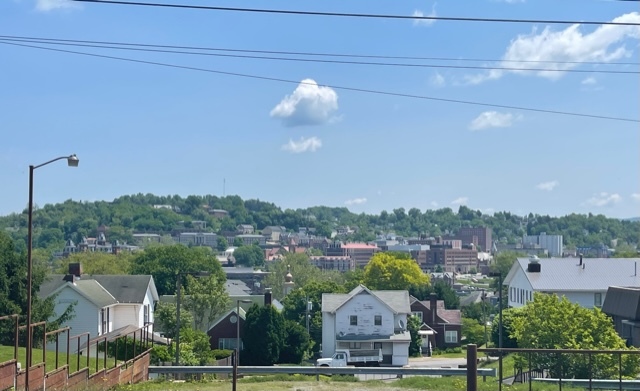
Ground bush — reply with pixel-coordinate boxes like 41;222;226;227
211;349;233;360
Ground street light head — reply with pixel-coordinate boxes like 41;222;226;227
67;154;79;167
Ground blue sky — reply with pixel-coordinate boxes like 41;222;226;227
1;0;639;219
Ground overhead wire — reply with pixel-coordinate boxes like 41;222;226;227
0;36;638;75
69;0;640;26
1;40;637;123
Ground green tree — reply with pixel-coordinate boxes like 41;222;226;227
278;320;312;364
408;315;422;356
243;304;286;365
233;237;244;247
264;253;344;299
511;294;639;378
462;318;486;346
56;251;133;275
409;280;460;309
491;307;521;349
129;245;225;296
216;236;229;252
233;245;264;267
154;301;194;339
363;253;430;290
184;274;229;331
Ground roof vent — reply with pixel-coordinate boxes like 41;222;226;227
527;257;541;273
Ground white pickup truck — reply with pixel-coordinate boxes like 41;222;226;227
316;349;382;367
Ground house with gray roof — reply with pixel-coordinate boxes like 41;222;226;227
602;286;640;347
321;285;411;366
39;264;159;349
504;256;640;309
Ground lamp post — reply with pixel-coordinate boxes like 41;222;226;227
305;297;312;335
26;154;79;391
233;299;252;391
174;271;210;365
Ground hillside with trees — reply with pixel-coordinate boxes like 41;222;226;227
0;193;638;254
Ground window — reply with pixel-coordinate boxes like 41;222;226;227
350;315;358;326
374;315;382;326
348;342;361;349
143;305;150;324
218;338;238;350
100;308;107;335
374;342;382;350
594;293;602;307
411;311;423;322
445;330;458;344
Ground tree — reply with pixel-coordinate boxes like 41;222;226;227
216;236;229;252
491;307;521;349
510;294;639;378
56;252;133;275
154;302;194;339
233;237;244;247
183;274;229;331
408;315;422;356
0;232;75;346
233;245;264;267
264;253;344;299
243;304;286;365
409;280;459;309
129;245;225;296
462;318;486;346
363;253;430;290
490;252;518;289
278;320;311;364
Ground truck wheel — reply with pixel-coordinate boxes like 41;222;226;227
320;364;329;367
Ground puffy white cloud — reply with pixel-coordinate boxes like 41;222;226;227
536;180;559;191
412;3;437;26
281;136;322;153
451;197;469;205
345;198;367;206
581;76;597;85
585;192;622;207
631;193;640;202
466;12;640;83
430;72;446;87
36;0;80;11
270;79;338;127
469;111;520;130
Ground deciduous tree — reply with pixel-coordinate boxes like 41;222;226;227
243;304;286;365
363;253;429;290
233;245;264;267
184;274;229;331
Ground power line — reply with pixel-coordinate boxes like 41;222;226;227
1;40;637;123
71;0;640;26
1;37;637;75
2;34;637;66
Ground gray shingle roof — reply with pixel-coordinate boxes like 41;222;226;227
602;286;640;320
225;279;252;296
322;285;410;314
508;257;640;292
39;274;157;304
74;280;118;307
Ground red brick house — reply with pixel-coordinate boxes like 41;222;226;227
409;293;462;354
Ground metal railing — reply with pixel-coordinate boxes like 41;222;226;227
471;346;640;391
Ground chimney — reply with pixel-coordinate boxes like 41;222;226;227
579;254;583;266
264;288;272;306
430;292;438;324
68;262;82;277
527;257;541;273
63;274;75;283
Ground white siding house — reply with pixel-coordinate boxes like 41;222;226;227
40;272;159;351
504;256;640;309
322;285;411;366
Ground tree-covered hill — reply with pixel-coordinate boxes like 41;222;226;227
0;193;638;253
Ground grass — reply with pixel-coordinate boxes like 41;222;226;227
431;351;466;359
0;344;118;374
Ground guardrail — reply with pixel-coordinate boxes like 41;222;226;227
149;365;497;378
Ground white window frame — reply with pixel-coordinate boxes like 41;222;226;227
594;293;602;307
374;315;382;326
411;311;423;322
445;330;458;344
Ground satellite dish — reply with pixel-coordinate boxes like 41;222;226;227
398;320;406;330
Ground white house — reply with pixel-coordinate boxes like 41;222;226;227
39;268;159;350
504;256;640;309
321;285;411;366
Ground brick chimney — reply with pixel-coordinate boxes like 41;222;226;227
68;263;82;277
430;292;438;324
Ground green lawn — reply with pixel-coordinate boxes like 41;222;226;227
0;345;117;374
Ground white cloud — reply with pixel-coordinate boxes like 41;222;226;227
466;12;640;84
270;79;339;127
451;197;469;206
469;111;520;130
429;72;446;87
412;3;437;26
536;180;559;191
632;193;640;202
585;192;622;207
345;198;367;206
430;201;439;208
36;0;80;11
581;76;597;85
281;136;322;153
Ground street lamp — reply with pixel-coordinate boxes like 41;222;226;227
174;271;210;365
233;299;252;391
26;154;79;391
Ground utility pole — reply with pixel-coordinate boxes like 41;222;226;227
306;297;312;335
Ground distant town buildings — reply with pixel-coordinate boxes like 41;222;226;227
445;227;492;253
178;232;217;248
522;232;563;257
310;255;355;272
